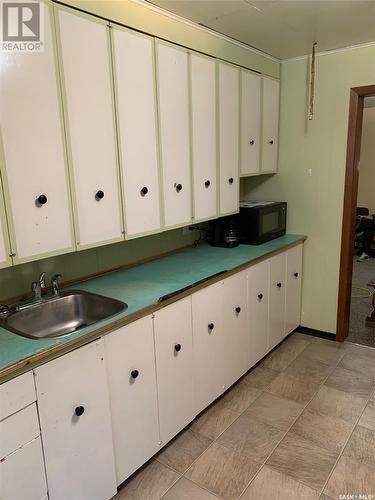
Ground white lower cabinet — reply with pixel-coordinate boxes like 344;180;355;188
153;297;195;445
247;260;270;364
285;244;303;335
0;437;47;500
34;340;117;500
269;252;287;349
192;280;226;414
223;271;249;387
104;316;160;485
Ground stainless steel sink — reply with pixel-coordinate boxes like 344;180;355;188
0;290;127;340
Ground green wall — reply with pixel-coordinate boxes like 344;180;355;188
242;44;375;334
0;228;199;302
59;0;279;78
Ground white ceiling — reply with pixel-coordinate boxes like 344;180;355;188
145;0;375;59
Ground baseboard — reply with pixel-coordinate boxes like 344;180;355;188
296;326;337;341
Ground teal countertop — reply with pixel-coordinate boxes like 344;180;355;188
0;234;305;378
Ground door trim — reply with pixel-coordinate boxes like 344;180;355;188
336;85;375;342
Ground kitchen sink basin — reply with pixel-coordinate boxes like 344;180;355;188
0;290;127;340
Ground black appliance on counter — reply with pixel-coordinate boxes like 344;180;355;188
239;201;287;244
209;215;240;248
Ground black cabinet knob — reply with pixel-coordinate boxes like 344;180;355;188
175;183;182;192
75;406;85;417
277;282;282;288
174;343;182;352
249;140;255;145
205;180;211;188
95;190;104;201
269;140;274;145
235;306;241;313
294;272;299;278
37;194;47;206
208;323;214;331
258;293;263;300
228;177;234;184
131;369;139;379
140;187;148;196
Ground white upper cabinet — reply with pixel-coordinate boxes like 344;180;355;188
261;76;280;173
190;53;217;222
112;28;161;237
156;42;192;227
0;176;11;268
218;62;240;215
240;70;261;176
57;9;123;249
0;4;73;263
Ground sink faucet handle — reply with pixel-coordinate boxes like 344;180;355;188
39;272;46;288
51;273;62;296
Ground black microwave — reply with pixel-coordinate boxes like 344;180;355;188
239;201;287;245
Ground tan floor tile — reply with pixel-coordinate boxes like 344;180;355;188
310;337;343;348
185;442;260;500
339;352;375;380
292;332;315;343
284;354;335;385
162;477;218;500
157;429;212;474
266;372;320;404
324;456;375;499
301;343;345;366
263;335;310;372
217;412;284;463
291;408;354;454
359;400;375;431
309;385;368;424
266;431;337;491
320;495;335;500
245;392;304;430
343;425;375;468
343;342;375;357
324;366;374;398
219;380;262;413
242;363;279;390
190;401;240;440
115;460;180;500
240;465;319;500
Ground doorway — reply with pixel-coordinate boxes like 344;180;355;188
337;85;375;342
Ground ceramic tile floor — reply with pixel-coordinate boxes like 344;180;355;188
113;333;375;500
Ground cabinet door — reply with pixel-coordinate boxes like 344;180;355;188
223;271;249;387
157;42;192;227
240;70;261;176
192;281;226;414
113;28;161;237
190;53;217;222
0;176;11;269
247;260;269;365
57;9;123;249
269;252;287;349
34;340;116;500
218;62;240;215
285;244;303;335
104;316;159;485
261;77;280;173
0;4;73;262
0;437;47;500
153;297;195;445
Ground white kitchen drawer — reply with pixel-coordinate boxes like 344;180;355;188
0;372;36;421
0;403;40;459
0;436;47;500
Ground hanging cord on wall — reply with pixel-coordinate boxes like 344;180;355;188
308;42;317;121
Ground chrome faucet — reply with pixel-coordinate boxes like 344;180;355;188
51;274;62;296
31;272;46;301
